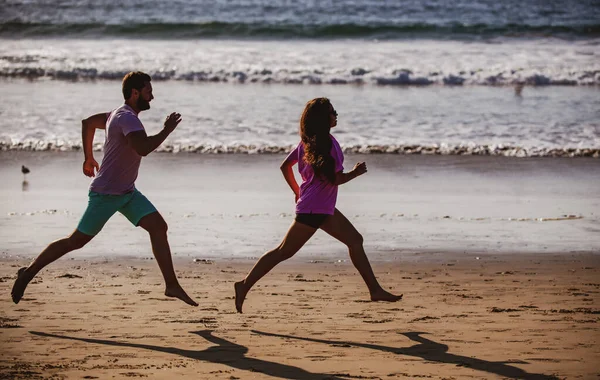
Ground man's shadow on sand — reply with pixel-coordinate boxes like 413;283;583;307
251;330;559;380
30;330;343;380
30;330;559;380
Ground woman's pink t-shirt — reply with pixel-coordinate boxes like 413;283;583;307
284;135;344;215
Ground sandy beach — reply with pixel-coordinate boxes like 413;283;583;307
1;253;599;379
2;0;599;377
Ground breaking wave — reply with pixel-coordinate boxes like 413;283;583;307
1;141;598;158
1;66;598;86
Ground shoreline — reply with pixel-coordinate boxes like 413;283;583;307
3;248;600;264
2;143;600;158
2;151;599;259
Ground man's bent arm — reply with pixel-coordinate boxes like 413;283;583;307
82;113;108;160
126;112;181;157
126;129;172;157
81;113;108;177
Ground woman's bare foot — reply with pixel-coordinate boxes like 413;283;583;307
165;285;198;306
370;289;403;302
11;267;30;304
234;281;249;313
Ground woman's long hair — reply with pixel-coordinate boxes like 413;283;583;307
300;97;336;183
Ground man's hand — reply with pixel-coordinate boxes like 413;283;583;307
83;158;100;177
163;112;182;134
352;162;367;177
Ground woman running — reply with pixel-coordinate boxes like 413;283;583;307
234;97;402;313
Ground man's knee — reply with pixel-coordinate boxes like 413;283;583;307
67;231;93;250
155;218;168;234
149;221;168;236
140;213;168;235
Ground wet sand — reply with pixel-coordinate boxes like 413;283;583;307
1;253;599;379
1;151;599;259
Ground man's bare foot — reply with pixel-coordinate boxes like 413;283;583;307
11;267;30;304
370;289;403;302
165;286;198;306
234;281;248;313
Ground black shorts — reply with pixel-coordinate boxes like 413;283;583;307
295;213;330;229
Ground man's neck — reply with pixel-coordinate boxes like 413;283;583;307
124;101;141;115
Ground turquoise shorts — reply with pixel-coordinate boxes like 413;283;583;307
77;189;157;236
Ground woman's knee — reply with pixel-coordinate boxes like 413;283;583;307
274;245;296;261
347;232;364;248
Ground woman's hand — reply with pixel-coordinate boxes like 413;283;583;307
352;162;367;177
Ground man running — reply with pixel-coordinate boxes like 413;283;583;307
11;71;197;307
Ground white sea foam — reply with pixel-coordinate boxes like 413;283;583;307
0;49;598;157
1;140;598;158
1;38;599;86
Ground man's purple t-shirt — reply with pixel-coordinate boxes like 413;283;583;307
284;135;344;215
89;104;145;195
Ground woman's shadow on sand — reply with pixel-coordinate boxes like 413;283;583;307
29;330;343;380
251;330;559;380
30;329;559;380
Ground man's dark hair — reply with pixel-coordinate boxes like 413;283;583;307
122;71;151;100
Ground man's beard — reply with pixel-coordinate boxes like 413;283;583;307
137;96;150;111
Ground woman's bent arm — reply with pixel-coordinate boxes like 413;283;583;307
280;160;300;199
334;162;367;185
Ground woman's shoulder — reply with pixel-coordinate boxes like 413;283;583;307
329;134;342;147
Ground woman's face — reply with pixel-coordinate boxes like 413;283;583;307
329;104;338;128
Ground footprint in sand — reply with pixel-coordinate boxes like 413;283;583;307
0;317;22;328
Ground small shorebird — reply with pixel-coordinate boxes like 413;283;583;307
514;83;524;96
21;165;30;180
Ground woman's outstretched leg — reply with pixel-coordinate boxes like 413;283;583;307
320;209;402;302
235;221;316;313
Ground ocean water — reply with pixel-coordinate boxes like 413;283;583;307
0;0;599;156
2;0;599;39
0;80;599;156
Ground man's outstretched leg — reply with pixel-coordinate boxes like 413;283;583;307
137;212;198;307
11;230;94;304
